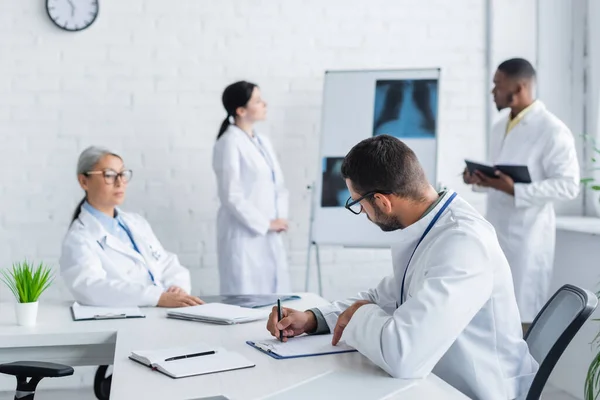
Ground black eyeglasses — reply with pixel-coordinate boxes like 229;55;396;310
85;169;133;185
345;190;393;215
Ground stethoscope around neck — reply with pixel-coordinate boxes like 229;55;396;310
399;192;457;306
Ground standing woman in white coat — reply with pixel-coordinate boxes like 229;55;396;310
464;58;580;333
212;81;291;295
60;146;205;307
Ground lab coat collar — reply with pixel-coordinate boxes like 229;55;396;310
77;206;146;264
228;124;259;140
82;201;122;237
393;190;455;242
512;100;545;127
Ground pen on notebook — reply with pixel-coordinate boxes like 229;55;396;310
164;350;215;362
277;298;284;342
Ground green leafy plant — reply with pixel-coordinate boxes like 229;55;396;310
581;133;600;399
585;289;600;400
0;261;54;303
581;133;600;193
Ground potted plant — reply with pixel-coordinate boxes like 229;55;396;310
0;261;54;326
585;316;600;399
580;134;600;398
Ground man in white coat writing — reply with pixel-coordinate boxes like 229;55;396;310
267;135;538;399
464;58;580;334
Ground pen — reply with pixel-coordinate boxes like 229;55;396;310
164;350;215;362
94;313;126;319
277;298;284;342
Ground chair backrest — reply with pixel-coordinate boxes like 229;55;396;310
525;284;598;400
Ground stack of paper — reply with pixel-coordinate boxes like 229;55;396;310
166;303;270;325
71;302;145;321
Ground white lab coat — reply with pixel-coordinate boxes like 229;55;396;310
485;101;580;322
212;125;290;295
60;207;192;307
315;192;538;400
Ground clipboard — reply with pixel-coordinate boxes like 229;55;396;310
246;335;357;360
70;302;146;321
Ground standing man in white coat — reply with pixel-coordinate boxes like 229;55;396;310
213;81;291;295
464;58;580;333
267;135;538;399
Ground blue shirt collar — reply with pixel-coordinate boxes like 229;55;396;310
82;201;122;236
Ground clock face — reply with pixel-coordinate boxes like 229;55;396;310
46;0;99;32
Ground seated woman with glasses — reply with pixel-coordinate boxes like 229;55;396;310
60;146;204;308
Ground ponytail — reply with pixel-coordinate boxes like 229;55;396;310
218;81;258;140
216;117;231;140
71;196;87;225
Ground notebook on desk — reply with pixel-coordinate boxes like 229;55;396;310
247;334;357;360
129;344;255;379
71;302;145;321
166;303;270;325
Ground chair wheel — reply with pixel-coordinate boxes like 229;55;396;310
93;365;112;400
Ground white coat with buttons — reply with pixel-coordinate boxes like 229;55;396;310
212;125;290;295
60;207;192;307
485;101;580;322
315;192;538;399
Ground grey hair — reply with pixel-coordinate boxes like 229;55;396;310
76;146;118;175
71;146;121;223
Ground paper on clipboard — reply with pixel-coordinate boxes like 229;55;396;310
248;334;356;359
71;302;145;321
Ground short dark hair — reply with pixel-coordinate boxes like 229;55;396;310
497;58;536;81
340;135;429;200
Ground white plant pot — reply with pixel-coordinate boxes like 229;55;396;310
15;301;38;326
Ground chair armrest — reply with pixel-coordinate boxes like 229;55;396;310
0;361;74;378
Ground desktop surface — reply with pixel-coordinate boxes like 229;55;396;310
0;294;468;400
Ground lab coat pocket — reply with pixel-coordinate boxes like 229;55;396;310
123;263;144;281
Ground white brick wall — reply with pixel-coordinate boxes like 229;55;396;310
0;0;498;390
0;0;492;305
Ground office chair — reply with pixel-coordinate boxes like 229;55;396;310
0;361;74;400
94;365;111;400
524;284;598;400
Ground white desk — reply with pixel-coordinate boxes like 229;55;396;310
0;293;468;400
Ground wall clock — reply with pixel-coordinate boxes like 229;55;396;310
46;0;99;32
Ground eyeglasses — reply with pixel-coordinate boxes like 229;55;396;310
345;190;393;215
85;169;133;185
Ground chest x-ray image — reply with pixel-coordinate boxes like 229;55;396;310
373;79;438;139
321;157;350;207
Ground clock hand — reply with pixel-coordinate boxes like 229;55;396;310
66;0;75;16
